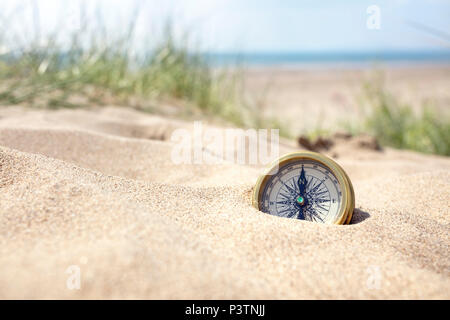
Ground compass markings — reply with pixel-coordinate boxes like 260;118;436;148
278;207;295;217
307;207;324;222
279;179;296;196
276;200;292;205
286;209;299;219
262;160;341;222
315;203;329;212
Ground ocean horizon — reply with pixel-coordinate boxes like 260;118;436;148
205;50;450;67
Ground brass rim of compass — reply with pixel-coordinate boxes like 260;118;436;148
252;151;355;225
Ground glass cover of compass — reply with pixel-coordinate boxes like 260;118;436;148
252;151;355;224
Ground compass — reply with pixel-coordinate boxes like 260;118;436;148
252;151;355;224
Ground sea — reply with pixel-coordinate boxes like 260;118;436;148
205;50;450;69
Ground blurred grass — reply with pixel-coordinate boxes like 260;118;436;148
361;75;450;156
1;4;448;155
304;73;450;156
0;4;284;132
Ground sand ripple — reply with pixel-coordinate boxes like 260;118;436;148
0;107;448;299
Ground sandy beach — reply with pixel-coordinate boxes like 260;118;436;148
244;65;450;133
0;69;449;300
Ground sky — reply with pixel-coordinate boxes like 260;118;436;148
2;0;450;52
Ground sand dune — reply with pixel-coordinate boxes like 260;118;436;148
0;106;449;299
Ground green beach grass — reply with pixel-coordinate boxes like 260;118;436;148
306;74;450;156
0;5;264;129
361;76;450;156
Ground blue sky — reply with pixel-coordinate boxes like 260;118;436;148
3;0;450;52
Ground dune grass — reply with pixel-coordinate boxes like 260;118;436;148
360;76;450;156
1;5;448;155
0;4;277;131
303;75;450;156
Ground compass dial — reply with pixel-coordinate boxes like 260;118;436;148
253;152;354;224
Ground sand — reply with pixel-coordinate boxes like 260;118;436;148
244;65;450;133
0;105;449;299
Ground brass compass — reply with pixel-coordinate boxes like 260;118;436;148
253;151;355;224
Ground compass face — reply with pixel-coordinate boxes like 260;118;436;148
259;159;343;223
